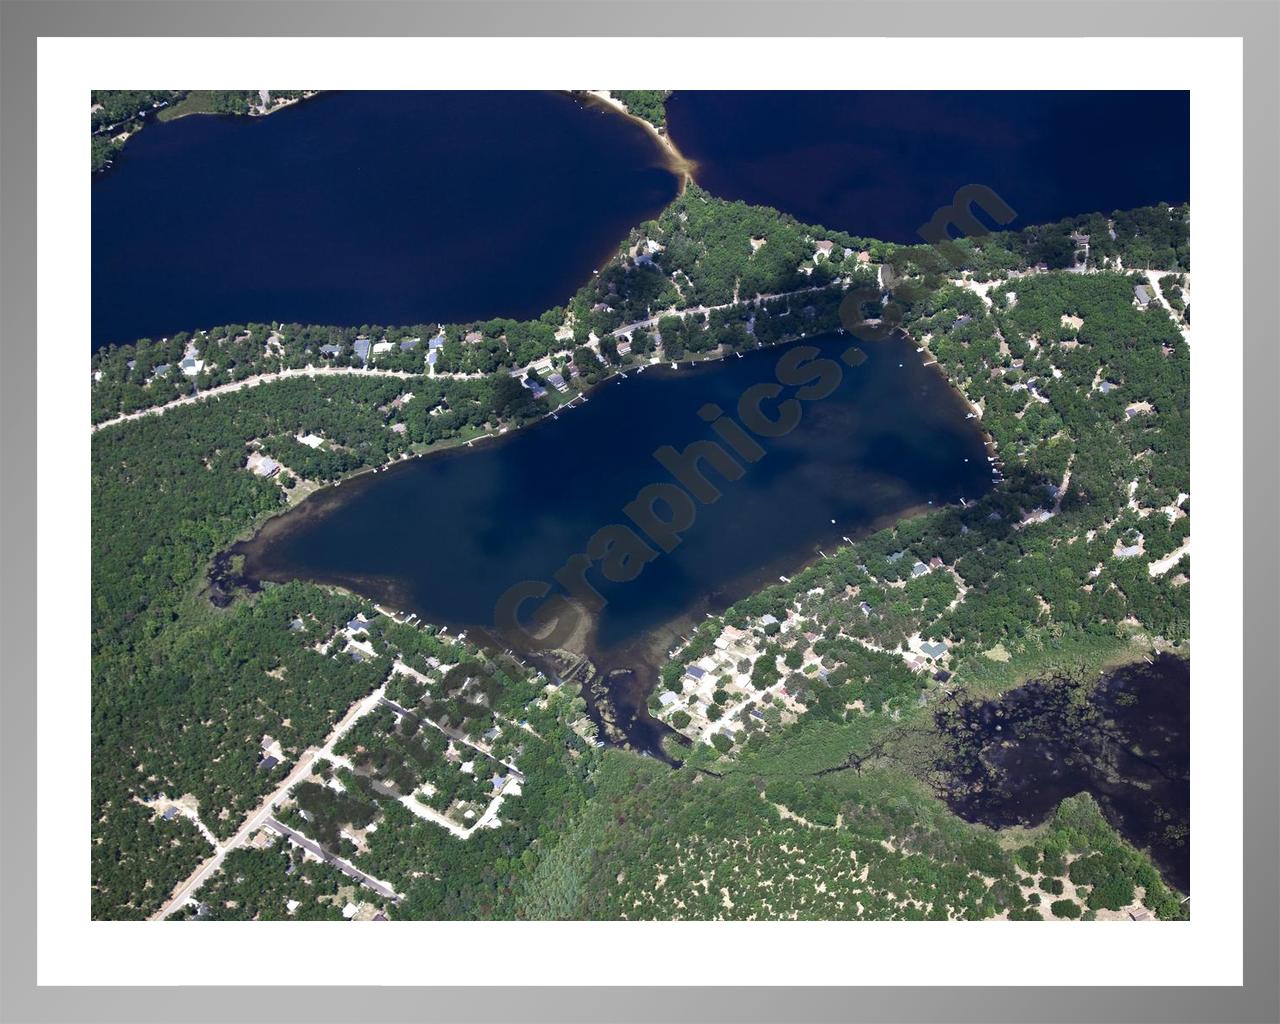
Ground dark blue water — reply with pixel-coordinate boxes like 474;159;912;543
236;333;992;686
936;655;1190;893
92;91;679;350
667;91;1190;242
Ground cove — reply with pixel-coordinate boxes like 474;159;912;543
92;91;679;351
666;91;1190;244
232;333;995;752
934;654;1190;893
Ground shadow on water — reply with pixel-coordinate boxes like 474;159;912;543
933;654;1190;893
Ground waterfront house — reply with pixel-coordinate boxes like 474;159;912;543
319;343;341;357
658;691;681;708
353;338;372;362
372;340;394;355
180;356;204;377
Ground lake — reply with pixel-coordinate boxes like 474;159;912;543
91;91;680;350
666;91;1190;243
934;654;1190;893
232;333;995;750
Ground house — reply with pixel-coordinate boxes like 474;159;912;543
318;344;341;357
347;617;369;633
684;665;706;681
760;614;779;627
658;690;681;708
464;330;484;344
152;363;171;377
288;617;305;632
813;239;834;258
482;726;500;743
919;640;950;660
161;806;179;821
372;340;394;355
616;339;632;356
928;556;945;569
353;338;372;361
296;432;325;449
951;314;972;330
180;356;204;377
545;372;568;393
258;755;279;772
399;338;421;352
858;601;872;617
933;670;952;683
426;349;440;367
252;456;281;479
1115;543;1143;558
1134;285;1152;307
910;561;930;578
428;334;446;350
886;550;905;563
1098;380;1118;394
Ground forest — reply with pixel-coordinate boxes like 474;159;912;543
90;184;1191;920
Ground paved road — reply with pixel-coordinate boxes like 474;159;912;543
263;817;399;901
150;684;388;920
93;282;850;435
92;365;421;433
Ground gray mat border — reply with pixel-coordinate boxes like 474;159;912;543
1;2;1275;1022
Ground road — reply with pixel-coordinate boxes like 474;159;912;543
93;282;850;435
92;365;420;433
150;683;389;920
263;818;399;901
